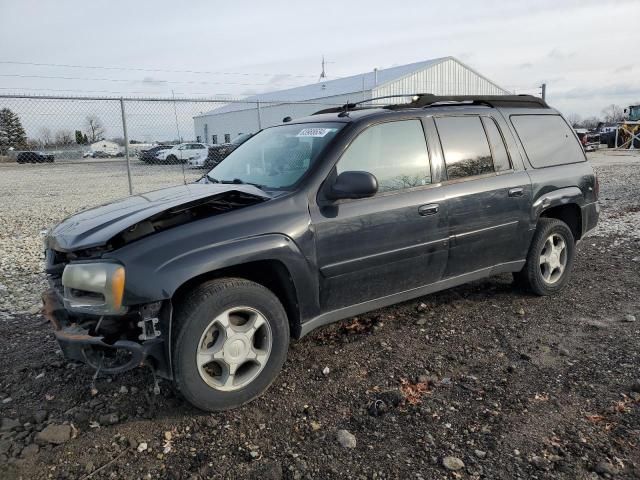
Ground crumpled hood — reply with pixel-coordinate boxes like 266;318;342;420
46;183;270;252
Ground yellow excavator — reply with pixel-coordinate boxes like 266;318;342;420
615;104;640;149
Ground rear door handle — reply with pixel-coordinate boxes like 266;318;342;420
508;187;524;197
418;204;439;216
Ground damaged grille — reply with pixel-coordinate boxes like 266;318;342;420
45;248;68;294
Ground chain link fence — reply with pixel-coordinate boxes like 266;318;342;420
0;94;343;201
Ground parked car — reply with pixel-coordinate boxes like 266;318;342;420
16;151;54;163
138;145;173;163
574;128;600;152
42;94;598;412
155;143;208;165
83;150;117;159
203;133;253;169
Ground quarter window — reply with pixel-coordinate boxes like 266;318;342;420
481;117;511;172
435;116;493;180
337;120;431;193
510;114;585;168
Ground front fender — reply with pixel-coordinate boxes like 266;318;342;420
113;234;318;320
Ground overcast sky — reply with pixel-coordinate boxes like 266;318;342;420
1;0;638;135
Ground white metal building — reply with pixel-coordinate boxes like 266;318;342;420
193;56;509;144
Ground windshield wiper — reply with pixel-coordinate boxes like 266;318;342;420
220;178;265;189
205;174;220;184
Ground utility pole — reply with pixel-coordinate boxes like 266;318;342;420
541;83;547;101
318;55;327;82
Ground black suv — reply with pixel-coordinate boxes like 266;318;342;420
138;145;173;163
17;151;55;163
42;95;599;411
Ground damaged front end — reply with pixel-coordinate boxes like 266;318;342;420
41;186;269;379
42;289;172;378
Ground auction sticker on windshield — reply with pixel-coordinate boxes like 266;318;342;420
296;127;336;137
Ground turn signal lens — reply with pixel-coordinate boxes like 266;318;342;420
111;266;125;309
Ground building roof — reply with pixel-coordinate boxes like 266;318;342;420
196;56;488;117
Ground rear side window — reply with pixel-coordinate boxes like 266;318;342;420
510;115;585;168
435;116;493;180
337;119;431;193
481;117;511;172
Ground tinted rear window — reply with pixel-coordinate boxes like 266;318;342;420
510;115;585;168
435;116;493;180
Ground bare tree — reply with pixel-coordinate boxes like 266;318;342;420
85;115;105;142
38;127;53;147
581;116;601;130
55;129;74;146
601;104;624;123
565;113;582;128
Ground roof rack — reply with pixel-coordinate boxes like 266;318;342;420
390;94;549;109
312;93;548;115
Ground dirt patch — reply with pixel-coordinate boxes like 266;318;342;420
0;234;638;480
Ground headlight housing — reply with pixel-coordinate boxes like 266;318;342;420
61;263;127;315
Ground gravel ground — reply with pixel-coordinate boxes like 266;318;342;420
0;150;638;479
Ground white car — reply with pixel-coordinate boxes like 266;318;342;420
155;143;208;165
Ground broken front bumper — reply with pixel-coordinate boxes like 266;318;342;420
42;289;171;377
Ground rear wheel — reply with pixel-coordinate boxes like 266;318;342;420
514;218;575;296
174;278;289;411
166;154;177;164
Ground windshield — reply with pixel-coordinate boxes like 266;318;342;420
207;122;343;190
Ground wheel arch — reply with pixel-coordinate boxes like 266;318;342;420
172;258;303;338
539;203;582;240
532;187;585;240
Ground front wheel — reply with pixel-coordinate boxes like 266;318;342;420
166;154;177;164
514;218;576;296
173;278;289;411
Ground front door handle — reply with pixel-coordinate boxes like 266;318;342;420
418;204;439;216
508;187;524;198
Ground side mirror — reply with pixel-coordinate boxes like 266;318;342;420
328;171;378;200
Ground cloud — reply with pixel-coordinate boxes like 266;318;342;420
615;65;633;73
561;83;640;99
518;62;533;69
547;48;576;60
142;76;167;86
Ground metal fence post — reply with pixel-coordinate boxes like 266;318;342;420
119;98;134;195
256;100;262;130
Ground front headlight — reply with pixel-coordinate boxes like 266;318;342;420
61;263;127;315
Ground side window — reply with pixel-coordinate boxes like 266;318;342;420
337;119;431;193
435;116;493;180
510;115;585;168
481;117;511;172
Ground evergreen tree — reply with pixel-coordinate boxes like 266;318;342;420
75;130;84;145
83;133;88;144
0;108;27;153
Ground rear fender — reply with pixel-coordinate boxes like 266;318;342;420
531;187;585;221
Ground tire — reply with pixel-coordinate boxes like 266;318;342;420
173;278;289;411
166;155;177;164
514;218;576;296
